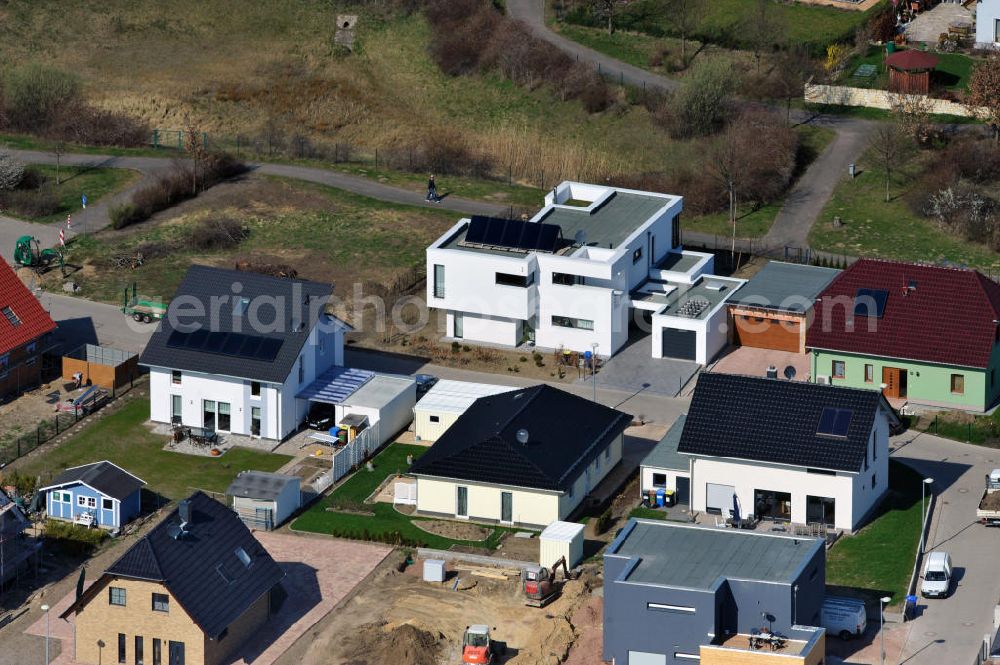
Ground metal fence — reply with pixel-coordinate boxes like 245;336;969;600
0;376;140;467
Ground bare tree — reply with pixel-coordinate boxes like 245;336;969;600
967;56;1000;142
53;141;65;185
869;122;909;203
667;0;702;69
744;0;784;74
890;93;934;144
590;0;623;35
764;45;818;125
183;125;206;194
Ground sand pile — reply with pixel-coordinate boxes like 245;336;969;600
344;622;444;665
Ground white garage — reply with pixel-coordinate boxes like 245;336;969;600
413;379;515;442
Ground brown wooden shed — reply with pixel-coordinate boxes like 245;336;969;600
885;50;939;95
62;344;138;390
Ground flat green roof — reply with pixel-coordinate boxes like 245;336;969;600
538;191;668;249
613;520;821;589
640;415;688;471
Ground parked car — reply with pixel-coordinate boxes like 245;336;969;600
921;551;953;598
306;403;337;431
415;373;438;399
821;596;867;640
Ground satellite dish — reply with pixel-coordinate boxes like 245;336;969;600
516;429;530;445
574;229;588;246
784;365;797;380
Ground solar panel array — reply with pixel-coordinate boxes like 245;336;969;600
463;216;562;253
854;288;889;318
816;407;853;438
165;330;283;362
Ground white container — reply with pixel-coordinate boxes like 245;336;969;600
539;520;585;568
423;558;446;583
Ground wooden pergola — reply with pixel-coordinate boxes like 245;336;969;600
885;50;939;95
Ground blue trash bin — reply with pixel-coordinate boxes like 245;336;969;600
904;594;918;621
656;488;666;507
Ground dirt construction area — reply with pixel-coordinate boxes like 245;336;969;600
277;552;603;665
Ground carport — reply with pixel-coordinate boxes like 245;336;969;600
639;415;691;505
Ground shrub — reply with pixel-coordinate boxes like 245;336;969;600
0;152;25;190
0;185;59;218
188;218;249;251
2;63;81;131
109;203;141;230
657;58;736;138
596;507;613;535
44;519;109;555
46;103;148;147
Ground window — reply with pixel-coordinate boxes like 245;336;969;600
605;446;611;460
103;498;114;511
109;587;126;606
1;306;21;327
429;415;440;423
632;247;643;263
951;373;965;395
298;357;305;384
153;639;162;665
568;482;575;499
456;486;468;518
25;342;36;354
251;381;261;397
232;297;250;316
203;400;216;430
77;496;96;508
172;370;182;385
864;364;874;383
674;655;700;661
552;272;581;286
551;315;594;331
647;602;695;613
136;636;144;665
170;395;182;423
152;593;169;613
235;547;251;568
652;473;667;487
495;272;532;287
118;633;127;664
595;455;601;471
817;407;852;438
251;407;261;437
832;360;846;379
168;641;185;665
217;402;231;432
872;473;877;488
433;264;445;299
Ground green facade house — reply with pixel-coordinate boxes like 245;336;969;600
807;259;1000;413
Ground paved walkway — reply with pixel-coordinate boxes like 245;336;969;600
905;4;973;44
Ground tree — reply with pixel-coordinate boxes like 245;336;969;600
744;0;784;74
183;125;206;195
667;0;702;69
967;56;1000;142
764;45;818;125
590;0;623;35
53;142;65;185
660;58;737;138
1;63;81;132
869;122;909;203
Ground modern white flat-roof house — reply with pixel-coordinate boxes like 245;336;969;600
426;182;744;363
976;0;1000;48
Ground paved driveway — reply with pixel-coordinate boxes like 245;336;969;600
905;4;973;44
576;334;699;398
891;431;1000;665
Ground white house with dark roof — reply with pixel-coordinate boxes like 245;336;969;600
678;373;898;531
426;182;744;362
140;265;348;441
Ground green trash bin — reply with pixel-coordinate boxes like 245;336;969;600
886;42;896;55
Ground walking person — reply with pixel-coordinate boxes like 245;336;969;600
426;174;440;203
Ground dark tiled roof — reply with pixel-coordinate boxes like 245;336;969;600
807;259;1000;369
0;261;56;356
100;492;284;638
139;265;333;382
42;461;145;500
410;385;632;491
677;373;884;472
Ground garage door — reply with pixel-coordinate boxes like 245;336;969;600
661;328;697;361
628;652;666;665
734;315;800;352
706;483;735;514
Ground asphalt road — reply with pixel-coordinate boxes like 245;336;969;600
890;431;1000;665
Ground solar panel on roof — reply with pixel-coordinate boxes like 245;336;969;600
257;338;283;361
483;218;506;246
536;224;560;252
462;215;562;253
186;328;209;350
239;335;262;357
817;407;852;437
166;330;186;348
500;219;524;247
204;332;227;353
854;288;888;318
465;216;489;245
519;222;542;249
162;330;281;363
222;333;247;355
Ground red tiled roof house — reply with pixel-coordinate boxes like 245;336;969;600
807;259;1000;412
0;261;57;398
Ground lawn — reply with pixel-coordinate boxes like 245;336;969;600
840;47;976;92
557;0;886;56
684;124;837;239
915;410;1000;448
826;460;925;608
292;443;511;550
809;147;1000;272
628;506;668;520
9;397;291;500
26;165;139;224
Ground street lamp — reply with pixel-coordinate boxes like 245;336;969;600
880;595;891;665
920;477;934;554
591;342;599;403
41;603;50;665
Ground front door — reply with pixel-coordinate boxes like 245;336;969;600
251;406;262;437
501;491;513;523
675;476;690;505
882;367;908;398
168;641;185;665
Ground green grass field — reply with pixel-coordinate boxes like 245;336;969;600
840;47;976;91
292;443;511;549
826;461;925;609
9;398;291;500
810;147;1000;272
26;165;139;224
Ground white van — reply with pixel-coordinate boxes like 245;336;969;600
921;551;953;598
821;596;867;640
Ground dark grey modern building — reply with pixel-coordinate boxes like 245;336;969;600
603;519;825;665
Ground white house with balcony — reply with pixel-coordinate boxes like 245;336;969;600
425;182;744;362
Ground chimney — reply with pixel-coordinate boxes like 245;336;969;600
178;499;192;528
516;429;530;446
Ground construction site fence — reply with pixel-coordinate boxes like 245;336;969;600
0;375;140;468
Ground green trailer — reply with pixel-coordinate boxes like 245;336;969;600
122;283;167;323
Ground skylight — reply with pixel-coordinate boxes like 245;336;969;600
1;306;21;327
235;547;251;568
233;297;250;316
854;289;888;318
817;407;852;438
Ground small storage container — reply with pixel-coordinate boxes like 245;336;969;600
423;559;446;583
